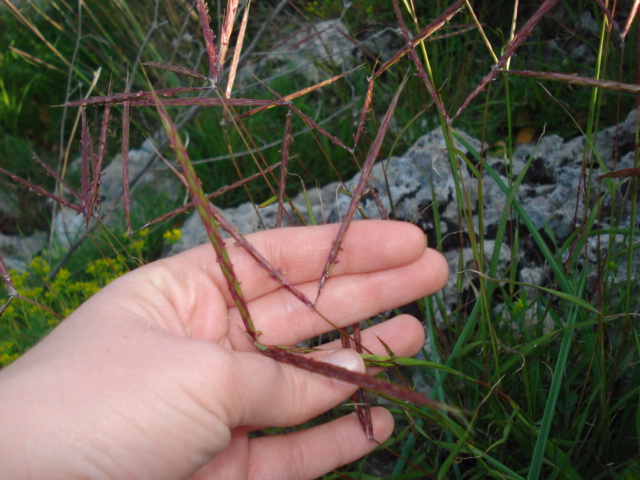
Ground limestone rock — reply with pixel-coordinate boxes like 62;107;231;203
241;20;358;85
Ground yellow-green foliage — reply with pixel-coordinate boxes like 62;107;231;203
162;228;182;244
0;230;162;369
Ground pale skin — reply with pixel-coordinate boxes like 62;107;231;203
0;220;448;480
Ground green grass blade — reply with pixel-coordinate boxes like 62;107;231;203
528;270;587;480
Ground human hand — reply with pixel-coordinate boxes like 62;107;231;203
0;220;448;480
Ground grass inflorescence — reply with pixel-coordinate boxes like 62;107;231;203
1;0;639;478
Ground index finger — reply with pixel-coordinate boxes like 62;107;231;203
162;220;429;305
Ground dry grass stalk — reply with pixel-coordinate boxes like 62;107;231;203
224;0;251;99
121;101;132;235
454;0;560;119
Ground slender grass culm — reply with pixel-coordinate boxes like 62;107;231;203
1;0;640;478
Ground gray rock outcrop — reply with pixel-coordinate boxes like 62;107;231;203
169;108;639;318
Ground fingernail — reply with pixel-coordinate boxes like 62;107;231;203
321;349;363;372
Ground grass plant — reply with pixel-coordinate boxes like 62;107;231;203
1;0;640;478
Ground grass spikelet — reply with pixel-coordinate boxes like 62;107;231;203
195;0;218;83
258;344;460;412
504;70;640;93
316;75;407;299
372;0;464;80
454;0;560;119
0;167;83;215
276;110;292;228
32;153;79;201
393;0;449;122
152;89;259;339
142;61;208;81
133;162;282;233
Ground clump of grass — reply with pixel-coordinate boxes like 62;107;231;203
1;0;640;478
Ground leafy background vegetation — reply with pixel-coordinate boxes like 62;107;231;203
1;0;639;478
